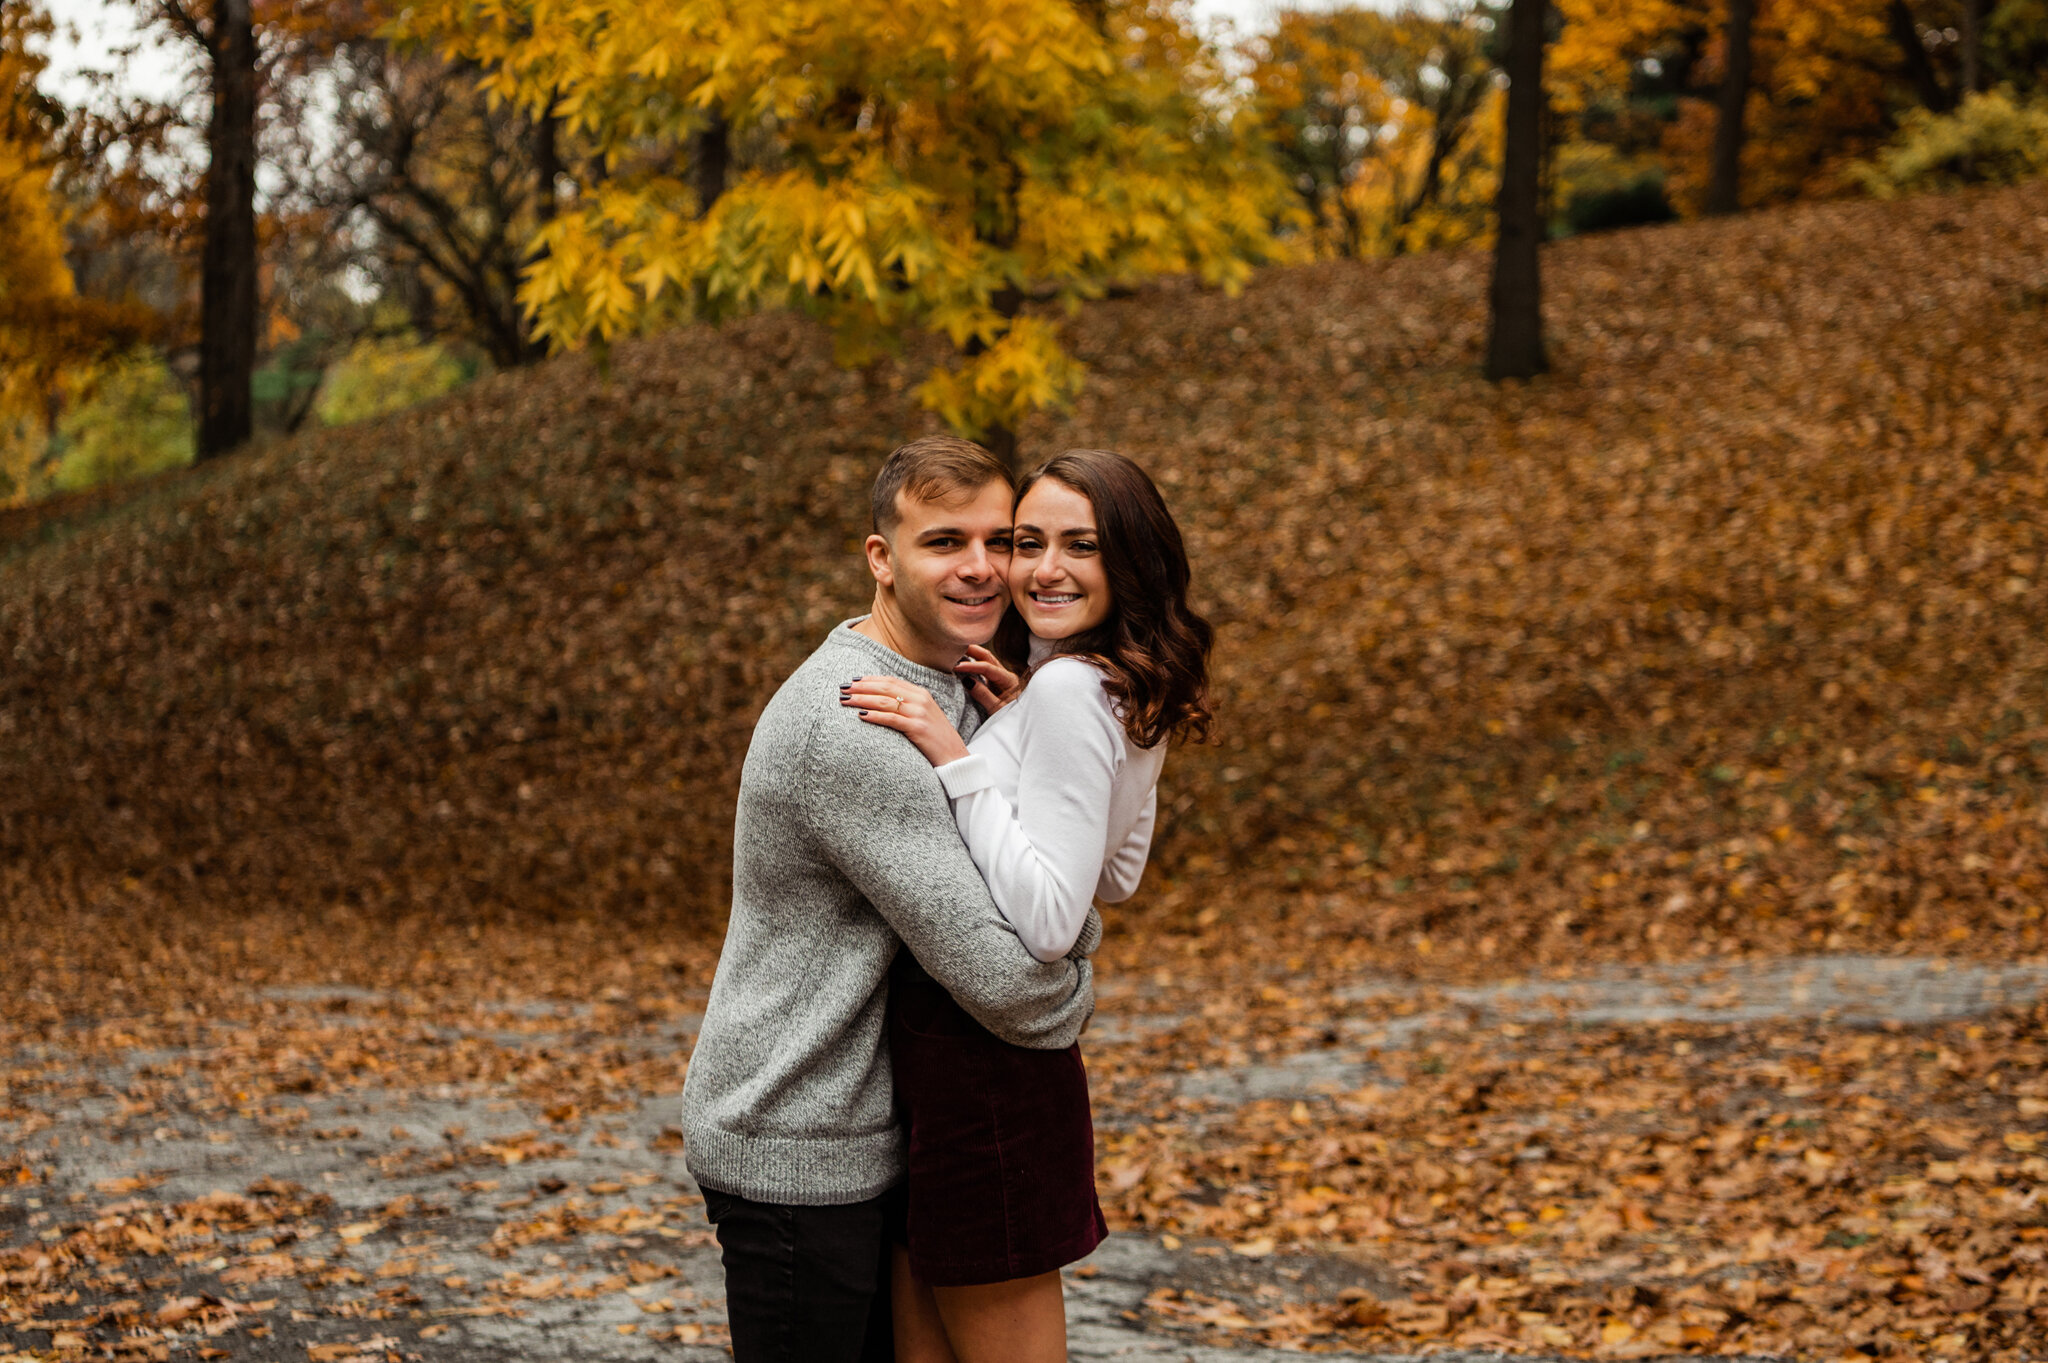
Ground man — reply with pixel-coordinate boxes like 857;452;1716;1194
680;435;1096;1361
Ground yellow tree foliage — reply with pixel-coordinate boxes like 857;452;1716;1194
1;2;79;500
1553;0;1906;211
1247;5;1497;258
393;0;1297;444
2;0;161;503
1549;0;1690;116
0;138;75;501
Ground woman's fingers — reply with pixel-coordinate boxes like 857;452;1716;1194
957;646;1020;695
839;675;972;765
967;679;1010;714
854;707;914;733
840;676;932;719
955;661;1012;688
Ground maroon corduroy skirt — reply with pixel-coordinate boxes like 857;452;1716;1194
887;975;1107;1287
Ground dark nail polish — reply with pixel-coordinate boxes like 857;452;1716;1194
858;709;869;716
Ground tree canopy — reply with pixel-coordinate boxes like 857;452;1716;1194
394;0;1298;448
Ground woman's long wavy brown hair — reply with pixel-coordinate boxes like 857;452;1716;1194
994;449;1214;748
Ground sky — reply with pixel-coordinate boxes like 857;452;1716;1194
33;0;1345;106
39;0;184;104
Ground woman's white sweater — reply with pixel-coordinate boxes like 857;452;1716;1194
933;652;1165;963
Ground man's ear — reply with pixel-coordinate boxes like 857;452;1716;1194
864;533;895;588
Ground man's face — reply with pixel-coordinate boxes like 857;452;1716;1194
867;480;1015;655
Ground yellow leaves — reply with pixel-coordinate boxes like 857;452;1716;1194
0;134;87;501
1549;0;1689;114
1855;89;2048;197
913;315;1084;438
406;0;1289;439
1243;6;1494;260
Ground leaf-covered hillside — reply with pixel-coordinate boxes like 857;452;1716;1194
4;183;2046;969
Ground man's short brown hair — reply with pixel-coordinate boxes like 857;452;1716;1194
871;435;1014;538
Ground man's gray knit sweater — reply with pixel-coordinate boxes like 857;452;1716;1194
680;621;1099;1206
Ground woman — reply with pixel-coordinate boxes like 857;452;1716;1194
839;449;1214;1363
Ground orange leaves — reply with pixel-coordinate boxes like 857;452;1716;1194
1090;990;2048;1356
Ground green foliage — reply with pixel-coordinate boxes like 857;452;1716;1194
1987;0;2048;98
50;354;193;495
1854;88;2048;196
253;337;329;429
316;335;471;427
1554;139;1675;235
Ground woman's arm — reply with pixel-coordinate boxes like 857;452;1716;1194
932;662;1125;963
839;662;1132;962
1095;786;1155;904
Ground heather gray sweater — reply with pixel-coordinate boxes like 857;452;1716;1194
680;621;1099;1206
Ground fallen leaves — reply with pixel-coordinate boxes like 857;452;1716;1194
1086;991;2048;1358
304;1335;398;1362
3;171;2048;1362
2;183;2046;985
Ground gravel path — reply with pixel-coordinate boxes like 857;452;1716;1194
6;953;2042;1361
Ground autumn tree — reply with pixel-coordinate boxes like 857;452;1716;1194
113;1;359;458
1548;0;2048;216
1704;0;1753;212
1;1;156;500
312;36;573;368
1888;0;2047;110
1248;4;1498;259
0;1;72;496
398;0;1294;467
127;0;256;458
1486;0;1547;380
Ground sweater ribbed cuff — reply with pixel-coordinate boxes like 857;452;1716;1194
935;753;996;799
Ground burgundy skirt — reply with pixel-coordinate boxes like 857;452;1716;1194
888;974;1107;1287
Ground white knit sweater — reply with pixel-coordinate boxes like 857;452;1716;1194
934;651;1165;963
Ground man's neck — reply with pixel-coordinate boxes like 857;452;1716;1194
852;596;957;673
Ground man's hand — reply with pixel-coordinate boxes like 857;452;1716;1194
954;644;1021;715
840;676;972;767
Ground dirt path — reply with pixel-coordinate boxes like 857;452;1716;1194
5;954;2043;1362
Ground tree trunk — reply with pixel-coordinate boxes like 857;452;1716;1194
966;283;1026;475
690;110;729;217
1705;0;1754;215
197;0;259;460
1960;0;1986;95
981;422;1019;476
1485;0;1548;382
535;92;561;225
1887;0;1955;112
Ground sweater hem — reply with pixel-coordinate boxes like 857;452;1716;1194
683;1122;906;1208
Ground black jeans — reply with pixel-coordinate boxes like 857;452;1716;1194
701;1185;898;1363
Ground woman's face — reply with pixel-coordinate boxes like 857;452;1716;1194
1009;477;1113;639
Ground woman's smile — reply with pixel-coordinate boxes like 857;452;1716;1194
1010;479;1112;638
